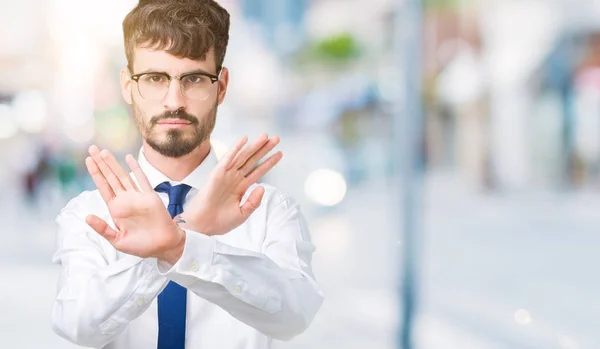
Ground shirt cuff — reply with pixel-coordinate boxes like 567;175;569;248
156;229;216;287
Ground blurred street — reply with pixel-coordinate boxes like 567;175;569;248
1;169;598;349
3;0;600;347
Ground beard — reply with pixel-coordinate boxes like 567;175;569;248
132;99;217;158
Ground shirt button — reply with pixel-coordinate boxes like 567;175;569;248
136;299;145;306
190;261;199;272
234;286;242;293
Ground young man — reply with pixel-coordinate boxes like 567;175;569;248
51;1;323;348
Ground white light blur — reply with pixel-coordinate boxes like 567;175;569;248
304;169;347;207
50;0;103;131
514;309;532;325
64;120;95;144
305;0;389;39
482;1;562;87
311;214;352;268
12;91;48;133
0;104;19;139
557;334;580;349
227;47;283;114
305;1;354;37
211;139;229;161
436;42;487;105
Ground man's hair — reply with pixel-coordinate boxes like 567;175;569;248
123;0;230;73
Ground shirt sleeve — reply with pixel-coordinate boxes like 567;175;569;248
51;192;168;348
157;190;324;341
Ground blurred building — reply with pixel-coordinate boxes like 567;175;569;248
241;0;308;56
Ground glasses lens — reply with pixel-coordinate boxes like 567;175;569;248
138;73;169;100
181;74;213;100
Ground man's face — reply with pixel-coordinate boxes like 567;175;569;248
120;46;229;158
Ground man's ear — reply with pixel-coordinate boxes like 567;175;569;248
217;67;229;106
120;67;133;105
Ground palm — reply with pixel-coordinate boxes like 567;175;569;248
106;192;176;257
84;147;182;262
191;167;252;233
183;134;283;236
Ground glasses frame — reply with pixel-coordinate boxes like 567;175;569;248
130;69;221;100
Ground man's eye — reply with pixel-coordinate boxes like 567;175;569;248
144;74;166;83
184;75;206;84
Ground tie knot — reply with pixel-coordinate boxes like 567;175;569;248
154;182;192;207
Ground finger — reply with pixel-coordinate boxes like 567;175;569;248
223;136;248;170
100;149;139;192
239;185;265;218
89;146;125;194
243;151;283;186
231;133;269;170
240;135;280;174
85;214;119;244
125;154;154;192
85;156;115;203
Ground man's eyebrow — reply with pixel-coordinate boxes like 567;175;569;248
132;69;167;75
135;69;216;75
180;69;217;76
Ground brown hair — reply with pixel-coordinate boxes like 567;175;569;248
123;0;230;73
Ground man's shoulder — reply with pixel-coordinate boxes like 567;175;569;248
249;183;294;207
58;189;105;218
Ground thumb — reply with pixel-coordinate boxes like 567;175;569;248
86;215;118;243
240;185;265;219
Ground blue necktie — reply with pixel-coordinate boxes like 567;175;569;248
154;181;192;349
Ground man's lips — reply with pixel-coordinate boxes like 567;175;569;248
157;119;192;125
156;119;193;129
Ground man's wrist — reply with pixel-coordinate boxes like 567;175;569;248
174;214;187;226
174;213;205;233
159;226;186;265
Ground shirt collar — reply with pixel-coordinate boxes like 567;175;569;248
137;145;218;191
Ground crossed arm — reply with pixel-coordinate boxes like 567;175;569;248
51;135;323;347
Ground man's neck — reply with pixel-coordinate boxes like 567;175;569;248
142;140;211;182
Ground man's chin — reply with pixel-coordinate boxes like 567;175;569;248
145;135;204;158
149;144;196;158
150;130;191;143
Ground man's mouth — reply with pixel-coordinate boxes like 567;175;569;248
157;118;192;125
156;119;192;129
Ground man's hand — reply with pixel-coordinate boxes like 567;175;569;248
179;133;282;236
84;146;184;264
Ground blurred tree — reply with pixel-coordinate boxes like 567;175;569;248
313;33;361;62
292;32;362;70
423;0;464;10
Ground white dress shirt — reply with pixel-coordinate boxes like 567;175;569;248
51;146;323;349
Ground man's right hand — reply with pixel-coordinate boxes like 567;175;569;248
84;146;185;263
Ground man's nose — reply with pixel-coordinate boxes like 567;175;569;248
163;78;185;113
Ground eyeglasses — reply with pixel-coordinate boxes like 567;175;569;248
130;70;221;101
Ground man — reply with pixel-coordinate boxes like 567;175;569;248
51;1;323;348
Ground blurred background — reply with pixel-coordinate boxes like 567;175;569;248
1;0;599;348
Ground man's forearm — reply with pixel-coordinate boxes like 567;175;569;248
157;231;323;340
52;256;167;347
